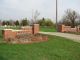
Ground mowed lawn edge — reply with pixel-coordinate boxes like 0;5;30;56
40;26;56;32
0;35;80;60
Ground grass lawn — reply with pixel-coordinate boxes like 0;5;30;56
0;26;80;60
40;26;56;32
0;31;80;60
0;26;20;32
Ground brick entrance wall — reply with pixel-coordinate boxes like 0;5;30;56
59;25;80;32
3;24;39;40
33;24;39;34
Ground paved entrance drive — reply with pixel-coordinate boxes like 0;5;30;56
39;32;80;43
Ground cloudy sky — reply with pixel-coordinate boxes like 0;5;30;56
0;0;80;21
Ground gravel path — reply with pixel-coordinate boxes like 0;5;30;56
39;32;80;43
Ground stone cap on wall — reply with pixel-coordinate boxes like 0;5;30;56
3;29;13;30
3;29;23;32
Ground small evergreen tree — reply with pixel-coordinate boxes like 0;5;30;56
15;20;19;26
21;18;29;26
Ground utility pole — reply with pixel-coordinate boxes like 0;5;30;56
56;0;58;31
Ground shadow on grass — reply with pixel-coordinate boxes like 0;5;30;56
0;56;8;60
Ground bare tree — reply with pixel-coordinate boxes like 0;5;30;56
32;10;40;24
62;9;80;28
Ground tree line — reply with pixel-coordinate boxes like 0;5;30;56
0;18;29;26
0;18;55;27
0;9;80;28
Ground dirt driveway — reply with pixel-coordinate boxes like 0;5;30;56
39;32;80;43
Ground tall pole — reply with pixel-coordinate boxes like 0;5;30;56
56;0;58;31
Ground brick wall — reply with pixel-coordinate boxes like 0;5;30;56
60;25;80;32
33;24;39;34
3;29;14;40
21;26;33;34
77;27;80;32
3;24;39;40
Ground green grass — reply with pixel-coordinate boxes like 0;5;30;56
0;34;80;60
40;26;56;32
0;26;20;30
0;26;80;60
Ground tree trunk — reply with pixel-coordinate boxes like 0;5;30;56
71;20;75;28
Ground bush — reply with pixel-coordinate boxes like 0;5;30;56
38;18;54;27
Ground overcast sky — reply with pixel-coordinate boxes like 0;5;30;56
0;0;80;21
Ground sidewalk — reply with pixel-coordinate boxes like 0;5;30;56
39;32;80;43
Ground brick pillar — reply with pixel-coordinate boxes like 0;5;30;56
77;27;80;32
58;25;62;32
61;25;65;32
3;29;13;40
33;24;39;34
